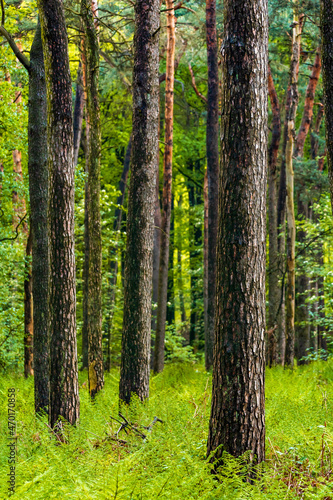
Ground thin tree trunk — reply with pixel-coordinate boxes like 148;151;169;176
177;195;187;339
166;195;175;326
285;13;301;368
154;0;175;373
0;21;49;405
205;0;219;371
119;0;160;403
204;170;209;351
295;47;321;158
106;137;131;372
321;0;333;216
311;103;324;160
38;0;80;427
151;160;161;340
28;21;49;413
295;48;321;364
81;43;89;371
267;64;281;367
81;0;104;398
73;61;84;167
207;0;268;465
24;226;33;378
276;16;304;365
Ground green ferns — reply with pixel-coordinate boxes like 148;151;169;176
1;362;333;498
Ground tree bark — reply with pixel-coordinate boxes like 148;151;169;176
24;226;33;378
321;0;333;216
205;0;219;371
119;0;160;403
153;0;175;373
285;12;302;368
267;64;281;367
28;21;49;413
38;0;80;427
81;0;104;398
207;0;268;465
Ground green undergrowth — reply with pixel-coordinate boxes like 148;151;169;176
1;361;333;499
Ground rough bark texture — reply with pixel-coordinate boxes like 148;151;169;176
153;0;175;373
24;227;34;378
267;64;281;367
321;0;333;216
81;0;104;398
119;0;160;403
285;14;302;369
205;0;219;371
38;0;80;427
28;21;49;412
207;0;268;464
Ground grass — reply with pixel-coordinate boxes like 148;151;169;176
1;361;333;499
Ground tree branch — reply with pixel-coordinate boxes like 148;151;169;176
0;213;28;242
0;26;30;71
188;63;207;104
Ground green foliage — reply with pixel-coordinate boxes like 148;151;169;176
164;323;196;363
1;362;333;498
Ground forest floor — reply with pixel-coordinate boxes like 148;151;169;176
1;361;333;499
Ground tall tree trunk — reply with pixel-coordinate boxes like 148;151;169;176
285;12;303;368
204;170;209;351
187;162;203;347
119;0;160;403
0;21;49;407
24;226;33;378
295;48;321;364
207;0;268;465
73;61;84;167
154;0;175;373
81;44;89;371
166;195;175;326
81;0;104;398
38;0;80;427
311;103;324;160
106;137;132;371
276;16;304;365
321;0;333;216
177;195;187;338
267;64;281;367
205;0;219;371
28;21;49;413
151;160;161;352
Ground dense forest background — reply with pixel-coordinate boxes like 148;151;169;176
2;0;333;498
1;0;331;371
